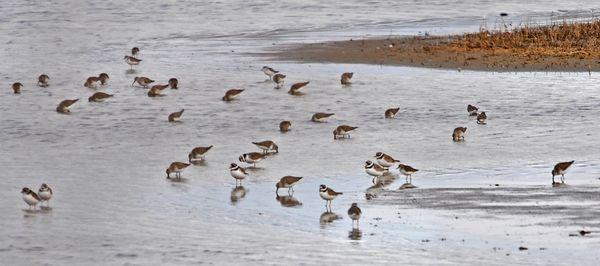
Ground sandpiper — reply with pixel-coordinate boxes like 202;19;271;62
552;161;574;184
365;160;385;183
131;47;140;57
477;112;487;125
98;73;109;85
252;140;278;154
132;77;154;88
311;112;334;122
374;152;399;170
276;176;303;194
88;92;113;102
188;145;213;162
398;163;419;183
168;78;178;89
222;89;244;101
12;82;23;94
21;187;41;210
385;107;400;119
273;73;286;89
467;104;479;116
262;66;279;80
333;125;358;139
166;162;191;179
84;76;101;89
452;127;467;141
289;81;309;95
38;74;49;87
56;99;79;114
341;72;353;85
229;163;247;185
148;84;168;97
168;109;184;122
38;183;53;207
319;184;342;210
123;56;141;68
347;203;362;229
239;152;266;167
280;120;292;132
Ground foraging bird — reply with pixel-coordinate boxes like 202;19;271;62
333;125;358;139
374;152;399;170
341;72;353;85
452;127;467;141
229;163;247;185
477;112;487;125
168;109;184;122
252;140;278;154
552;161;575;184
88;92;113;102
123;56;141;68
289;81;309;95
279;121;292;132
467;104;479;116
21;187;41;210
398;163;419;183
222;89;244;101
168;78;178;89
38;183;53;207
188;145;213;162
12;82;23;94
131;47;140;57
38;74;50;87
347;203;362;229
273;73;286;89
311;112;334;122
84;76;101;88
148;84;168;97
275;176;303;194
239;152;267;167
56;99;79;114
319;184;342;210
262;66;278;80
132;77;154;88
365;160;385;183
385;107;400;119
166;162;191;179
98;73;109;85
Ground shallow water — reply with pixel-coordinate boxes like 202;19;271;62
1;1;600;265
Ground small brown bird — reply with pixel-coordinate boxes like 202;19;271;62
452;127;467;141
88;92;113;102
398;163;419;183
56;99;79;114
311;112;334;122
467;104;479;116
123;56;142;68
38;183;53;207
319;184;342;210
21;187;41;210
288;81;309;95
477;112;487;125
347;203;362;228
385;107;400;119
98;73;109;85
168;109;184;122
552;161;574;184
276;176;303;194
374;152;399;169
84;76;101;89
188;145;213;162
38;74;50;87
365;160;386;183
239;152;267;167
222;89;244;101
341;72;353;85
132;77;154;88
333;125;358;139
229;163;247;185
166;162;191;179
168;78;178;89
273;73;286;89
12;82;23;94
252;140;278;154
131;47;140;57
148;84;168;97
279;120;292;132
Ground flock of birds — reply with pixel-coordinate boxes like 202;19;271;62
13;47;577;231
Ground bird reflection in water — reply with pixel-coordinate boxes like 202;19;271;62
365;173;398;200
348;228;362;240
230;186;247;204
319;211;341;227
275;194;302;207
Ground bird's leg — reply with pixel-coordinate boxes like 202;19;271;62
410;175;412;183
561;175;565;183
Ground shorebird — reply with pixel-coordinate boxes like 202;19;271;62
38;74;49;87
166;162;191;179
275;176;303;194
252;140;278;154
98;73;109;85
12;82;23;94
88;92;113;102
56;99;79;114
311;112;334;122
333;125;358;139
347;203;362;229
168;109;184;122
132;77;154;88
262;66;278;80
21;187;41;210
222;89;244;101
168;78;178;89
131;47;140;57
365;160;385;183
273;73;286;89
374;152;399;170
38;183;53;207
319;184;342;210
84;76;101;88
229;163;247;185
341;72;353;85
188;145;213;162
148;84;168;97
280;120;292;132
477;112;487;125
289;81;309;95
398;163;419;183
239;152;267;168
123;56;141;69
385;107;400;119
467;104;479;116
452;127;467;141
552;161;574;184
